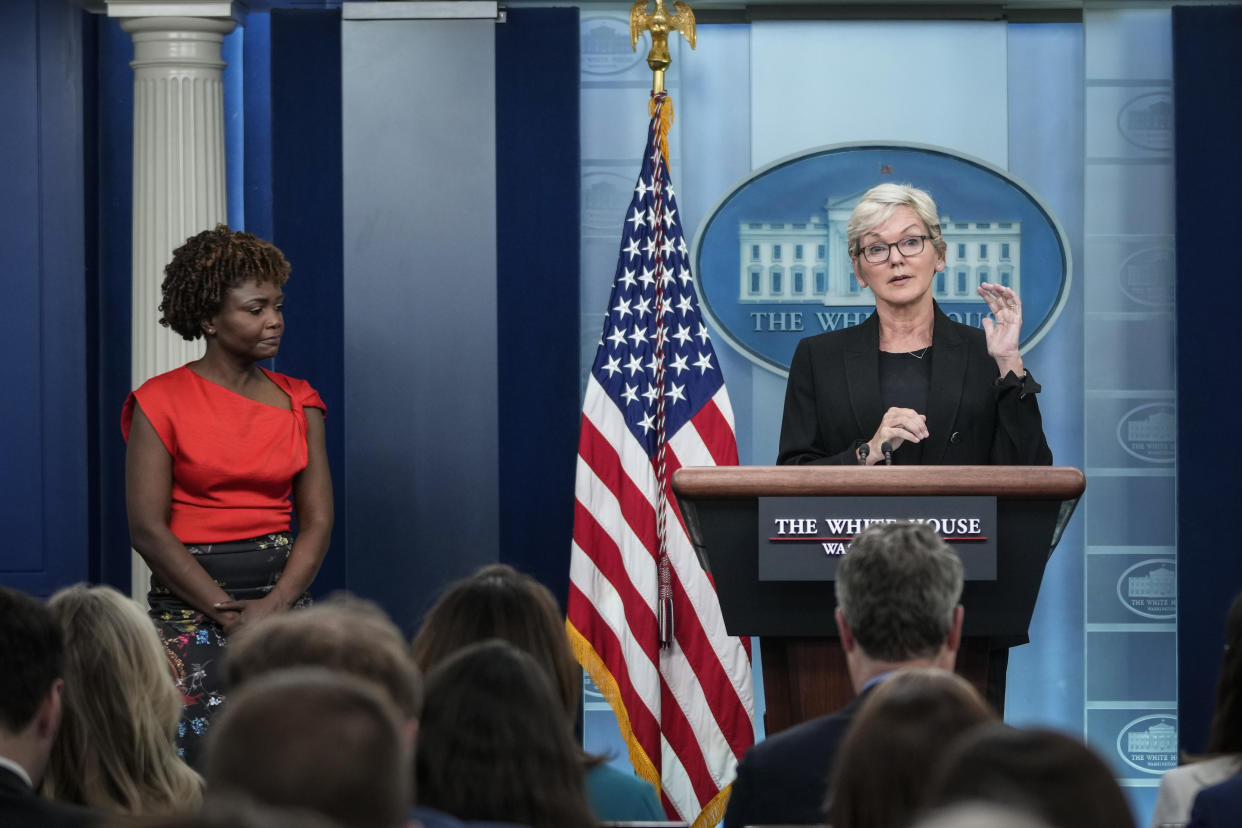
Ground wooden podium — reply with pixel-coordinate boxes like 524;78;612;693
670;465;1084;735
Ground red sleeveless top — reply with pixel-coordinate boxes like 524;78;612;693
122;365;326;544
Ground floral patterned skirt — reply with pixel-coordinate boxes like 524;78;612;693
148;531;310;769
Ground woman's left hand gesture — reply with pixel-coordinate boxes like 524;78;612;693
978;282;1025;377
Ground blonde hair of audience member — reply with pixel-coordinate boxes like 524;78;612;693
927;724;1135;828
825;668;996;828
224;592;422;720
416;639;598;828
205;668;412;828
43;584;202;816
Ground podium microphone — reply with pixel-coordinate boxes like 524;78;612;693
880;441;894;465
857;444;870;466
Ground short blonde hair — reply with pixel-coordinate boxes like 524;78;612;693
44;584;202;816
847;183;947;259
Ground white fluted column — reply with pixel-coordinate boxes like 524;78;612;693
109;3;239;600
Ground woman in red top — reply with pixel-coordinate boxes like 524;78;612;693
122;225;333;766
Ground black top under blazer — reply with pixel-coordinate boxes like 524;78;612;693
777;304;1053;466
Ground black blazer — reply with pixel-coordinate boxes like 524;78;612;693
777;304;1052;466
723;689;872;828
0;765;98;828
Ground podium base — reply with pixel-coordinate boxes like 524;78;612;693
759;636;1003;736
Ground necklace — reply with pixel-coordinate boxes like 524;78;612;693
907;347;930;359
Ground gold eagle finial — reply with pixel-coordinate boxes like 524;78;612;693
629;0;696;93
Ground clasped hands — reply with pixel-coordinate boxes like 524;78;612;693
213;590;292;635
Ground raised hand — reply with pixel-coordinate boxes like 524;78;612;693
978;282;1024;377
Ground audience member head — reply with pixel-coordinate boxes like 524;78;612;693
834;522;964;684
205;667;411;828
411;563;579;721
159;224;291;341
0;586;64;784
43;583;202;815
1205;590;1242;754
911;802;1057;828
927;724;1134;828
225;592;422;721
416;639;598;828
826;667;996;828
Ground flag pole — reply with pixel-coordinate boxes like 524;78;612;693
569;7;755;822
629;0;696;649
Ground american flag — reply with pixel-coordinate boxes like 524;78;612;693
566;93;755;828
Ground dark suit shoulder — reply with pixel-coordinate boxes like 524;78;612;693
0;768;98;828
725;697;866;827
744;706;855;764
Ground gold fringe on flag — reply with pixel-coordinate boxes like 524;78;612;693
568;617;740;828
566;619;663;795
693;783;734;828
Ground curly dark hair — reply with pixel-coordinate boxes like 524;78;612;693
158;224;291;341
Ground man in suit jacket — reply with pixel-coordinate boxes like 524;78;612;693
0;586;97;828
723;522;966;827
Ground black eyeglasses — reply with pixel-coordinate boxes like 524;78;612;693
858;235;930;264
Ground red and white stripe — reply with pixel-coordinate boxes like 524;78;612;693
568;374;755;827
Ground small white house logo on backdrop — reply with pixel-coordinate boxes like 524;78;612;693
1119;245;1174;307
583;172;638;235
1117;92;1173;152
1117;403;1175;464
580;17;646;75
1117;715;1178;774
1116;559;1176;620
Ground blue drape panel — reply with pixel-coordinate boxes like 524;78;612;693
1172;3;1242;754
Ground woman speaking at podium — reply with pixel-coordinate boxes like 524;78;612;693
777;183;1052;467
